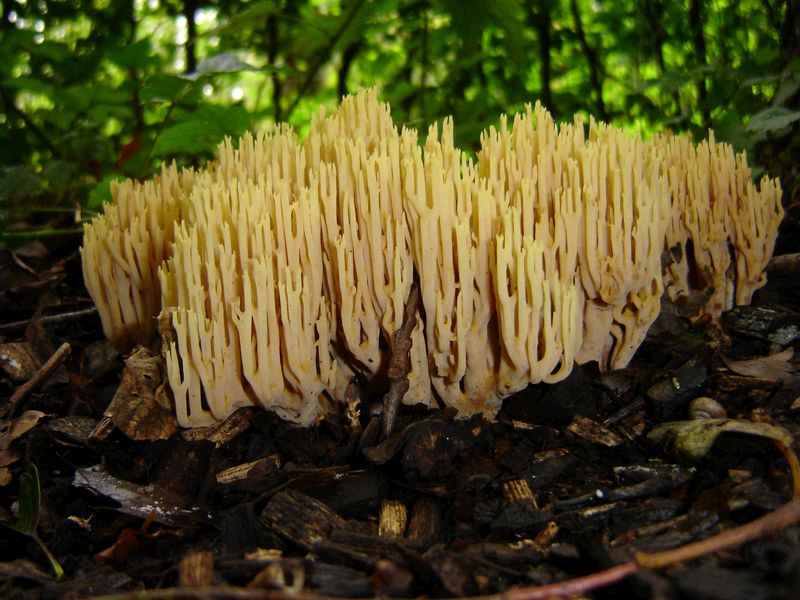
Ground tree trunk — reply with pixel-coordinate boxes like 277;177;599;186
688;0;710;128
529;1;553;111
183;0;198;75
569;0;607;120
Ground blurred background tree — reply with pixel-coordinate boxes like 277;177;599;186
0;0;797;245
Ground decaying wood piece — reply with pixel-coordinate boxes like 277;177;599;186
259;489;346;551
216;456;282;486
178;550;214;587
406;497;442;545
502;479;539;508
378;499;407;538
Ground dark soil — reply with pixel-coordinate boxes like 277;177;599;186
0;202;799;599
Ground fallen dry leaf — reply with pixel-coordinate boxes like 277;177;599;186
0;410;47;451
0;411;47;484
95;509;180;564
102;346;177;441
721;347;796;381
567;415;625;447
0;446;21;468
648;417;794;463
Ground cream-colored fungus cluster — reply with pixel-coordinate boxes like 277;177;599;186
81;164;196;350
81;89;783;427
654;132;783;320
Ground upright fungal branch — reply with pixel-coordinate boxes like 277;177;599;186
160;130;338;427
654;132;783;319
81;164;196;350
479;104;669;371
81;90;782;428
309;90;433;407
403;119;502;415
579;121;668;369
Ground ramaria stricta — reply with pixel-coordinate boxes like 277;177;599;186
82;89;783;427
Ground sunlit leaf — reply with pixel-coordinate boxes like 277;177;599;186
205;0;279;36
189;52;258;78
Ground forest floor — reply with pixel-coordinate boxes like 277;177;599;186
0;201;799;599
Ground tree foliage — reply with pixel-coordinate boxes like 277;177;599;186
0;0;797;243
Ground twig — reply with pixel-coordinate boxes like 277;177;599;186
87;587;318;600
635;497;800;569
774;439;800;499
502;562;638;599
1;342;71;421
0;86;63;158
382;282;421;438
0;227;84;242
0;307;98;334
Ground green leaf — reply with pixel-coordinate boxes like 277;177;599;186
0;166;44;203
26;40;73;63
773;70;800;107
14;464;64;579
445;0;484;47
16;464;41;534
42;160;79;189
205;0;279;36
106;39;156;69
140;75;193;104
151;103;253;158
746;107;800;134
2;76;55;96
86;174;126;213
187;104;252;136
150;122;228;157
486;0;527;67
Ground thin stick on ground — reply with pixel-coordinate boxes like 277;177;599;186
634;496;800;569
0;306;98;334
1;342;71;421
